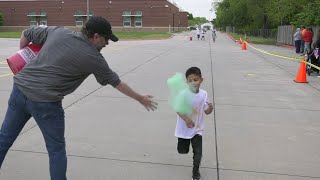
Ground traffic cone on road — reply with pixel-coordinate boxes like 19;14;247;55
294;60;308;83
242;41;247;50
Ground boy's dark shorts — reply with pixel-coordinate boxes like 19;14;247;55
177;134;202;154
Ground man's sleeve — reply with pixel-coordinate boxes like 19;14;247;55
23;26;52;46
92;55;121;87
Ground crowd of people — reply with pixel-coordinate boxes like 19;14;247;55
294;26;320;74
195;27;216;42
293;26;320;54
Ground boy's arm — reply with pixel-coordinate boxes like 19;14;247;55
177;112;194;128
204;102;213;115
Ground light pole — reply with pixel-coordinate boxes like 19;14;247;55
172;13;174;32
86;0;89;21
10;8;15;26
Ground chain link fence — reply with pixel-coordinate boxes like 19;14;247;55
225;26;277;39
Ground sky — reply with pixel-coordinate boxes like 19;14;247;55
172;0;216;20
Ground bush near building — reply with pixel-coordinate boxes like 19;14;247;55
0;13;3;26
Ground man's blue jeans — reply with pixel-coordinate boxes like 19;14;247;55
295;40;301;53
0;84;67;180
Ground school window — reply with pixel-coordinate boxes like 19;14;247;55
122;11;131;27
134;11;142;27
74;10;83;26
74;10;94;26
28;11;37;26
39;11;47;25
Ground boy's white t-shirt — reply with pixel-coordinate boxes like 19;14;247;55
196;29;200;35
175;89;209;139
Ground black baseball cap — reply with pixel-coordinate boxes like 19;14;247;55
85;16;119;42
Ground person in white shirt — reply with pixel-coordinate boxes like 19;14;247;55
196;28;200;40
201;29;205;40
174;67;213;180
212;29;217;42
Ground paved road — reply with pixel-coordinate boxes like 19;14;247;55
0;30;319;180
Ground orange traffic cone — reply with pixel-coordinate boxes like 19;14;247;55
294;60;308;83
242;41;247;50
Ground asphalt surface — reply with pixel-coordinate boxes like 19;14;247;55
0;30;320;180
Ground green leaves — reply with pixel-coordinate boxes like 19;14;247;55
213;0;320;30
188;13;194;20
188;17;209;26
291;1;320;26
0;12;3;26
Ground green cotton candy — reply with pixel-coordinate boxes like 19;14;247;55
167;73;193;115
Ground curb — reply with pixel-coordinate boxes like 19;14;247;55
224;32;254;44
225;32;296;47
223;32;236;42
276;43;295;49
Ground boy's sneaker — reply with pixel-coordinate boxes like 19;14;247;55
192;170;201;180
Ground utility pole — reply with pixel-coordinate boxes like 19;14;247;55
86;0;90;21
172;13;175;32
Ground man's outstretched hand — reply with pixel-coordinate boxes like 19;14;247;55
139;95;158;111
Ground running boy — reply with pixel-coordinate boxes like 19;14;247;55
201;29;205;40
196;28;201;40
175;67;213;180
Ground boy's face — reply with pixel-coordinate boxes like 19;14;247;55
186;74;203;93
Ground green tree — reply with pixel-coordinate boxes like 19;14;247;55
0;12;3;26
214;0;232;27
246;0;270;29
214;0;270;30
188;17;208;26
188;13;194;20
213;0;320;30
266;0;307;26
291;1;320;26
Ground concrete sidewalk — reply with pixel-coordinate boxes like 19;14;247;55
0;31;319;180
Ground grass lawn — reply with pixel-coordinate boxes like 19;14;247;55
229;32;276;45
0;32;22;38
0;31;172;39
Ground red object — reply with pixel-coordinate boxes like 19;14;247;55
6;44;42;75
242;41;247;50
294;60;308;83
303;31;313;42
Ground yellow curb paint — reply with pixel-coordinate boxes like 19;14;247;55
244;73;256;77
0;73;12;78
246;74;255;76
